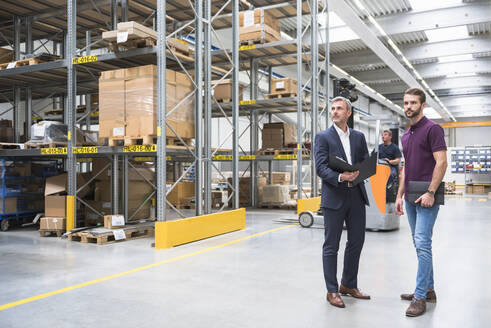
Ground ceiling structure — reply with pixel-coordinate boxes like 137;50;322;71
326;0;491;121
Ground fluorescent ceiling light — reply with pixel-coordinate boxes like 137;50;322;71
446;72;477;78
409;0;462;11
438;54;473;63
425;26;468;43
423;107;442;119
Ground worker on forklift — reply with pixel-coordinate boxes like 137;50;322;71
378;130;402;202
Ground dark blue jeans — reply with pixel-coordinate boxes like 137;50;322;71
405;201;439;299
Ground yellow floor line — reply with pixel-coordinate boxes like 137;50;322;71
464;198;472;201
0;224;297;312
478;198;487;202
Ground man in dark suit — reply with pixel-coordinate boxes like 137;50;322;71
314;96;370;308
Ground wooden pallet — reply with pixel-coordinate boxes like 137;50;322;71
39;229;64;237
24;141;68;149
259;202;296;210
108;37;156;52
0;143;22;149
0;57;43;70
108;135;156;147
265;92;297;99
257;148;310;156
68;226;154;245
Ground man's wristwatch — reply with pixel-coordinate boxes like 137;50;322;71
426;190;435;196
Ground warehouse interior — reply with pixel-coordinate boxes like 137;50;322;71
0;0;490;326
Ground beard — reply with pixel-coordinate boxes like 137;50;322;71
404;105;422;118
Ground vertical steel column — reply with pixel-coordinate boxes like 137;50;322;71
296;0;303;199
26;16;33;55
203;0;212;213
85;31;92;130
111;0;118;29
13;16;21;60
67;0;77;229
123;156;129;221
324;0;330;130
112;155;119;214
232;0;240;208
310;1;319;197
267;113;273;184
250;59;258;206
121;0;129;22
195;0;203;216
13;88;20;143
25;87;32;141
156;0;167;222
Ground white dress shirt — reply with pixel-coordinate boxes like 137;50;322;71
333;123;352;182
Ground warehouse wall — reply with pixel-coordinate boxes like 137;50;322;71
453;126;491;148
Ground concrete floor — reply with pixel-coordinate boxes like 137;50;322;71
0;195;490;327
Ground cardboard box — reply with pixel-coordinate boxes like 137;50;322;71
99;65;194;140
84;200;112;222
0;48;13;64
272;172;290;185
0;198;17;213
473;185;485;194
212;79;244;101
94;180;154;202
0;127;13;142
40;217;66;230
465;185;473;194
104;215;125;229
262;122;297;148
239;9;281;43
227;177;251;206
261;185;290;204
45;195;66;217
44;173;89;198
272;78;297;95
167;181;195;205
0;119;12;128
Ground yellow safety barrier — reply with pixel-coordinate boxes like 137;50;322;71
66;196;75;233
297;197;321;215
155;208;246;249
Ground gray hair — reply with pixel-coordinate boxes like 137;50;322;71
331;96;352;111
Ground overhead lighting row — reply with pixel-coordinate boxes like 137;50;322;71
352;0;457;122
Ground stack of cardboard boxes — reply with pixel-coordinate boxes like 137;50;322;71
271;78;297;96
239;9;281;44
212;79;244;102
0;120;13;142
99;65;194;142
262;122;297;149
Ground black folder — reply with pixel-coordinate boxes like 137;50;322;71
407;181;445;205
328;151;377;186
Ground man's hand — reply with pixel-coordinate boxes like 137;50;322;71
340;170;359;182
395;197;404;215
415;192;435;207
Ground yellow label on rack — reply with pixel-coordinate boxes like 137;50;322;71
72;55;98;65
73;146;98;154
239;155;256;160
213;155;233;161
274;154;297;160
240;100;256;105
67;131;71;141
134;156;153;162
123;144;156;153
89;111;99;117
41;147;67;155
77;158;93;162
157;126;161;136
239;44;256;51
32;115;42;120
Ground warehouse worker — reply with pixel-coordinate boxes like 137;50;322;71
395;88;447;317
314;96;371;308
378;130;402;200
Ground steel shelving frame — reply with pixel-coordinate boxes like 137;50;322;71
0;0;329;227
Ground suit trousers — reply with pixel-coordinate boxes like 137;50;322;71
322;187;366;293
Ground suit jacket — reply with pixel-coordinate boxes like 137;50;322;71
314;125;370;210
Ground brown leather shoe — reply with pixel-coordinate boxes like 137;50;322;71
339;284;371;299
401;290;437;303
406;298;426;317
327;292;345;308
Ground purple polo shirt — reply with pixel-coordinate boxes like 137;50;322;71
401;116;447;200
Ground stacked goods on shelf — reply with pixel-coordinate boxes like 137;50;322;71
0;120;13;142
271;172;290;185
261;185;291;204
212;79;244;102
266;78;298;98
167;181;195;208
26;121;87;147
466;184;487;194
239;9;281;44
99;65;195;146
104;215;125;229
0;48;13;64
261;122;297;149
226;175;267;207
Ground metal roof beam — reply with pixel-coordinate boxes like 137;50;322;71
329;3;491;37
332;38;491;68
330;0;451;121
352;58;491;82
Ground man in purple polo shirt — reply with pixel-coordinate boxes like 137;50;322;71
395;87;447;317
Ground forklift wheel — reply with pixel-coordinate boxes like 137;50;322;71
298;211;314;228
1;219;10;231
